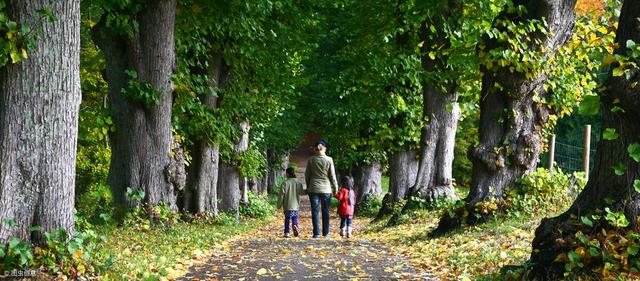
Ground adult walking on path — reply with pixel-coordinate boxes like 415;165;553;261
305;140;339;238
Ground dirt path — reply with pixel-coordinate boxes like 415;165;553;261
179;195;434;281
179;152;433;280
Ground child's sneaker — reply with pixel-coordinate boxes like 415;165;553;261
347;227;353;238
293;226;299;237
340;227;345;237
284;233;291;238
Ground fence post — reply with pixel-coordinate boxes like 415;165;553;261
547;134;556;172
583;125;591;180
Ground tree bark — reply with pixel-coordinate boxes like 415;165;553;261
267;151;288;193
217;121;250;218
184;54;228;215
354;162;382;206
93;0;180;210
408;1;461;202
376;150;419;219
389;150;419;201
433;0;577;234
0;0;80;244
530;1;640;277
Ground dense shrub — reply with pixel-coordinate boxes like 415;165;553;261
0;228;111;279
356;196;383;217
504;167;586;215
240;192;276;219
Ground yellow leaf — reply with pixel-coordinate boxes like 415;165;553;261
428;52;435;60
257;268;267;275
418;41;424;48
602;55;616;66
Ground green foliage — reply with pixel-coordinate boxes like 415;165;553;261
121;70;161;108
356;196;383;218
504;168;586;215
0;1;56;67
559;212;640;279
122;188;180;230
628;143;640;162
0;229;111;278
603;128;619;140
239;192;276;219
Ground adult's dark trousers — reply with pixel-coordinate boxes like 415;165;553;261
309;193;331;236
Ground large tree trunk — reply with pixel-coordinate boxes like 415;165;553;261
0;0;80;244
530;1;640;278
389;150;419;201
218;121;250;218
410;91;460;201
376;150;419;219
184;55;227;215
433;0;577;234
408;1;460;202
354;162;382;207
93;0;180;210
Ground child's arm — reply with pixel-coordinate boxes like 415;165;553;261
298;183;307;196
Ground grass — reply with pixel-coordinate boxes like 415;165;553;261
362;208;545;280
362;183;574;280
97;217;274;280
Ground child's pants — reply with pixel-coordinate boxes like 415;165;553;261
340;216;353;228
284;210;299;234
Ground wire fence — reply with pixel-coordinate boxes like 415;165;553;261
547;125;598;175
554;140;597;173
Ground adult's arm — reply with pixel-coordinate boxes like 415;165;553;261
305;158;311;187
328;158;338;193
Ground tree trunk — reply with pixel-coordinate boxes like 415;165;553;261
93;0;180;210
410;91;460;201
376;150;419;219
530;1;640;277
354;162;382;205
267;151;288;193
408;1;461;202
389;150;419;201
0;0;80;244
217;121;250;218
433;0;577;234
184;54;227;215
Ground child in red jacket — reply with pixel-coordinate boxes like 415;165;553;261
334;176;356;238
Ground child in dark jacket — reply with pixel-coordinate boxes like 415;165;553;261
333;176;356;238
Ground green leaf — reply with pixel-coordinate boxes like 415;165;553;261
0;247;4;258
8;237;20;248
628;143;640;162
627;40;637;49
613;66;624;77
603;128;619;141
29;226;42;232
634;179;640;193
581;216;593;227
568;251;580;263
629;246;640;256
613;163;626;176
578;96;600;116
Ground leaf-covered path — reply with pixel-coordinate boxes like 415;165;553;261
179;197;434;280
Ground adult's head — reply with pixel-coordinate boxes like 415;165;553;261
314;140;327;154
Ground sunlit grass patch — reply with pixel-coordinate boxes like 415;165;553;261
99;217;274;280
